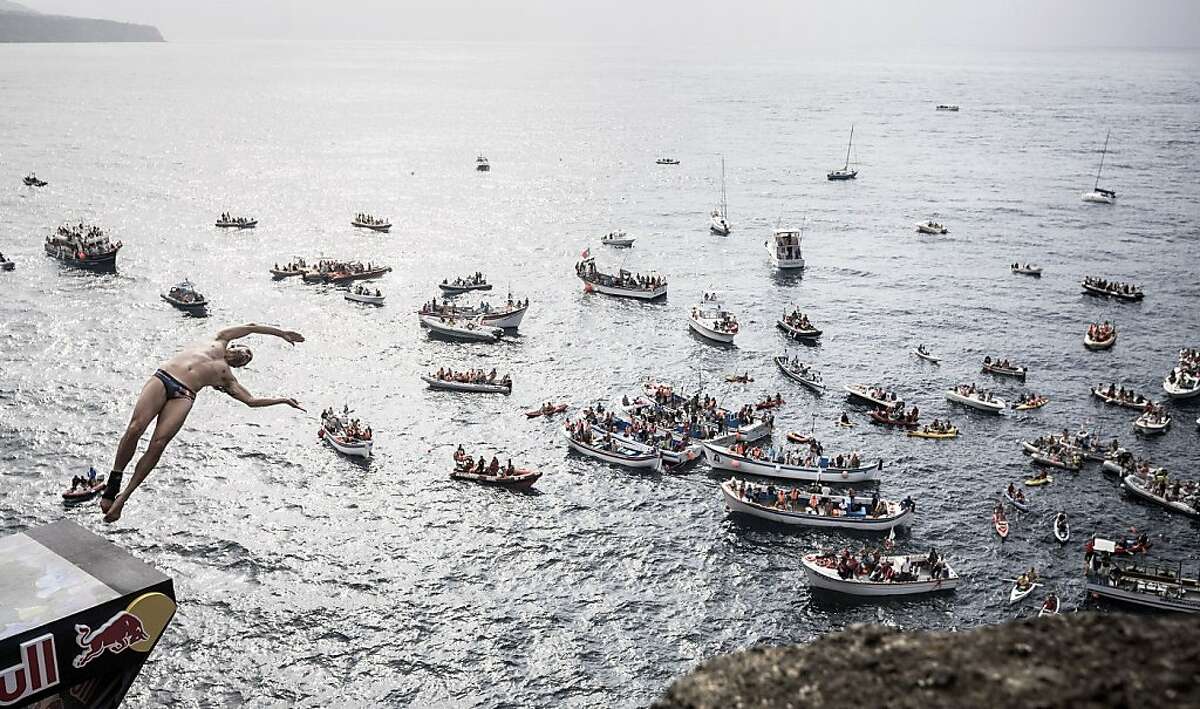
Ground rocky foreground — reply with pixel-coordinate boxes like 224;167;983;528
655;614;1200;708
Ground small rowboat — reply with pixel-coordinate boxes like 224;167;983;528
345;291;385;305
1013;397;1048;411
1038;595;1061;617
993;512;1009;538
1011;265;1042;277
439;280;493;294
451;468;541;489
800;553;959;597
351;219;391;232
1003;490;1029;512
907;427;958;440
785;431;814;444
913;347;941;364
1122;474;1199;518
1024;475;1053;487
318;428;372;458
982;361;1026;380
1084;329;1117;350
869;410;918;429
564;429;660;470
1031;452;1080;471
215;219;257;229
845;384;903;410
526;403;568;418
1133;412;1171;435
1091;387;1156;410
777;319;822;340
1053;513;1070;543
1009;580;1039;605
62;477;106;505
774;356;825;392
755;398;784;411
944;388;1005;413
421;374;511;394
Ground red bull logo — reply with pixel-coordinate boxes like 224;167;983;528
72;612;149;669
0;634;59;706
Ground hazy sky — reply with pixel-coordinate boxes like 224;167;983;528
20;0;1200;47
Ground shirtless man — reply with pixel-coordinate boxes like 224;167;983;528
101;323;306;523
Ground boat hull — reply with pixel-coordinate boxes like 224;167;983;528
419;315;502;342
565;431;660;470
944;390;1005;413
1084;579;1198;613
580;276;667;300
1081;191;1115;204
45;245;119;272
688;317;736;343
723;484;910;530
801;555;958;596
703;443;882;483
451;469;540;488
320;429;372;458
1123;475;1199;517
421;374;510;394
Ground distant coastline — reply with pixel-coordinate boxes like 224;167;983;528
0;4;163;43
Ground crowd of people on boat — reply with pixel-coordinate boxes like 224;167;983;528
46;223;119;258
432;368;510;388
166;282;205;304
780;355;820;382
633;384;771;440
693;295;739;334
442;272;488;288
273;258;308;274
873;405;919;425
1165;349;1200;391
453;446;519;477
982;355;1022;373
1095;383;1153;407
781;308;817;332
420;294;529;319
1135;404;1171;428
1005;483;1027;506
1135;468;1199;507
580;406;693;454
917;419;955;435
1082;276;1142;298
1014;392;1047;408
321;407;372;442
217;212;254;226
816;547;947;583
575;259;665;291
24;173;47;186
725;441;864;470
1087;321;1116;342
302;259;388;282
730;479;912;520
353;213;389;226
952;383;997;403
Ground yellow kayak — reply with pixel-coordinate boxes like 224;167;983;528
907;427;959;439
1025;476;1054;486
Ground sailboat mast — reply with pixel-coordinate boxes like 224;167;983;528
844;125;854;170
720;155;728;218
1094;130;1110;189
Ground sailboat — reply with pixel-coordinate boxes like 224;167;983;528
709;155;731;235
1081;130;1116;204
827;126;858;181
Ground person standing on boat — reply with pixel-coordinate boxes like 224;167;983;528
100;323;306;523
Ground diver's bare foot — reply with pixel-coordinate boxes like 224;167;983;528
102;495;125;523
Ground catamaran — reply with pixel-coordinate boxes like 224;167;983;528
827;125;857;181
1081;130;1117;204
709;155;731;235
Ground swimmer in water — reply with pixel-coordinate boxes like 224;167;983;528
101;324;305;523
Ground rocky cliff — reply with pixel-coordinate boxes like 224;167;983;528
655;614;1200;708
0;2;163;42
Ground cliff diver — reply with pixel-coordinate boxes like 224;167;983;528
101;324;306;523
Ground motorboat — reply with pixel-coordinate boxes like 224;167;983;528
1011;264;1042;276
1084;322;1117;350
351;214;391;232
422;372;511;394
935;104;960;112
915;221;948;235
721;480;911;531
1081;130;1116;204
475;155;490;172
318;409;372;459
44;223;121;272
345;286;385;305
774;355;825;392
1081;277;1143;301
844;384;903;410
451;467;541;489
439;274;492;294
1091;385;1156;410
981;358;1026;380
420;296;529;329
826;125;858;181
576;258;666;300
777;308;821;339
161;279;208;311
601;231;636;248
913;345;941;364
419;314;503;342
656;157;680;165
765;227;805;270
704;442;883;484
1122;475;1199;518
800;552;958;596
215;215;257;229
23;174;48;187
1085;556;1200;613
944;386;1005;413
1133;408;1171;435
687;295;739;343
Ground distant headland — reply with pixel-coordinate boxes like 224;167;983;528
0;0;163;42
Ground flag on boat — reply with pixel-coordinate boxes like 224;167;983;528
580;247;590;259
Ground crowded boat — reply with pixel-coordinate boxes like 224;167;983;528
44;223;122;271
575;257;667;299
215;212;257;229
1134;405;1171;435
1163;348;1200;399
423;368;511;394
1013;392;1048;411
1084;549;1200;613
777;307;822;339
907;419;958;439
351;213;391;231
345;285;385;305
704;440;882;483
23;173;48;187
419;294;530;329
319;406;373;458
301;259;392;284
562;419;661;470
774;355;825;392
945;383;1005;413
419;314;504;342
722;479;915;530
801;548;958;596
271;258;308;278
869;405;920;428
1084;321;1117;350
688;293;739;343
981;356;1026;380
439;272;492;294
1091;383;1156;410
451;446;542;488
1081;276;1143;301
161;279;208;310
844;384;903;410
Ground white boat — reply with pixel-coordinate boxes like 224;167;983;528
576;258;667;300
1122;475;1199;518
800;553;959;596
476;155;490;172
421;374;511;394
1081;130;1116;204
1038;595;1061;617
601;231;636;247
703;442;884;483
915;221;948;235
1163;372;1200;399
588;423;701;467
481;303;528;329
935;104;960;112
1009;580;1040;604
1011;265;1042;276
161;279;208;310
913;346;941;364
844;384;902;410
944;387;1005;413
774;356;825;392
351;218;391;232
826;125;857;181
1084;561;1200;613
1053;513;1070;543
345;290;385;305
709;155;731;235
1134;411;1171;435
722;481;911;531
1084;328;1117;350
419;314;503;342
563;429;660;470
688;298;739;343
765;227;805;270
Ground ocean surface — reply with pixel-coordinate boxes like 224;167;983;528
1;41;1198;707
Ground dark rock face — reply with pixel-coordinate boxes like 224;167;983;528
655;614;1200;709
0;11;163;42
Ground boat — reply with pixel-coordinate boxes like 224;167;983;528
601;231;636;247
944;386;1005;413
709;155;731;235
777;313;822;340
845;384;902;410
318;410;372;459
786;432;813;444
0;258;13;272
722;480;914;531
1038;594;1060;617
826;125;858;181
688;296;739;343
1011;264;1042;277
1084;534;1150;557
907;426;958;440
935;104;960;112
1013;396;1048;411
1084;323;1117;350
23;174;48;187
527;403;568;418
765;228;805;270
1003;489;1029;512
774;356;825;393
44;224;122;272
913;346;941;364
869;409;918;429
1091;385;1156;410
800;552;959;597
62;474;106;505
576;258;667;300
656;157;680;165
1009;579;1040;604
270;267;303;279
438;275;492;294
421;296;529;329
215;215;257;229
451;467;540;489
345;287;385;305
585;421;701;467
915;221;948;235
1084;556;1200;613
350;216;391;232
1081;277;1143;302
1134;409;1171;435
1025;475;1053;487
981;359;1026;380
1053;513;1070;543
475;155;490;172
422;373;511;394
1162;369;1200;399
993;510;1009;538
563;428;660;470
419;314;503;342
1081;130;1117;204
725;373;754;384
1031;451;1080;471
703;442;884;483
160;279;208;311
1122;475;1199;518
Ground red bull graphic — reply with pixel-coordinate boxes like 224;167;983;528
0;634;59;706
72;612;149;669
